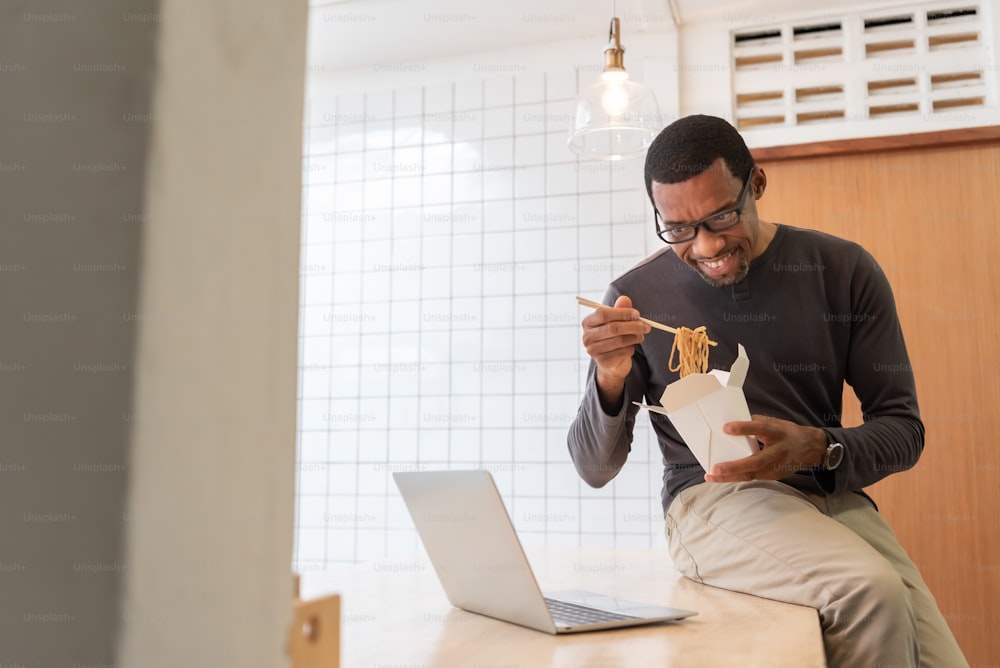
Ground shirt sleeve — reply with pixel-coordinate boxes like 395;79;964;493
818;250;924;493
566;290;649;488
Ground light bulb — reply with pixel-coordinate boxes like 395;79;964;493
598;69;631;117
600;83;629;117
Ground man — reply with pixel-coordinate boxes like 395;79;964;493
567;114;966;667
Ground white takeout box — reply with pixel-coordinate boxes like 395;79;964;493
634;344;757;473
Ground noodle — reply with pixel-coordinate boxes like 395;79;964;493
668;326;711;378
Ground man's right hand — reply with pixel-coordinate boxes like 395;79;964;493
580;295;650;413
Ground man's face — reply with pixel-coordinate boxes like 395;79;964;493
651;158;768;288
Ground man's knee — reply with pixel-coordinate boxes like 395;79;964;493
827;561;913;631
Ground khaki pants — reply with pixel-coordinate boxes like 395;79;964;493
665;480;967;668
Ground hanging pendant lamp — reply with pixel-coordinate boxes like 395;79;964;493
568;17;663;160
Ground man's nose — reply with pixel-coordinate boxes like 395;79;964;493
690;225;726;258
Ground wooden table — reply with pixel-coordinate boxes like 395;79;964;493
300;546;826;667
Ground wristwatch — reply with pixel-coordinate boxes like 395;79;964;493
822;440;845;471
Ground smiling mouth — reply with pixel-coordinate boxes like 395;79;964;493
698;249;736;272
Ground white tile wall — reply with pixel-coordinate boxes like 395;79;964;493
295;65;668;570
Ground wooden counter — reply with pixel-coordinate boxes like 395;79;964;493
300;546;826;667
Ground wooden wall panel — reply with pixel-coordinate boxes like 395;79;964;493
755;142;1000;666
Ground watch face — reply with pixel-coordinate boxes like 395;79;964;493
826;443;844;470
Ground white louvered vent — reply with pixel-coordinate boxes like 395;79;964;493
731;1;996;134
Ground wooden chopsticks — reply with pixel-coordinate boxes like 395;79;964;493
575;296;718;346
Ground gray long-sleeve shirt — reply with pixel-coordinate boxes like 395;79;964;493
567;224;924;512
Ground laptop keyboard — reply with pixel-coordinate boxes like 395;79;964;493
544;597;638;626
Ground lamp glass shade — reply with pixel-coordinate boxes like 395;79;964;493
568;71;663;161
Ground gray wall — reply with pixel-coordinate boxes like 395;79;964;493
0;1;307;665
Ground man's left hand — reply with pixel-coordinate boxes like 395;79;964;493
704;415;828;483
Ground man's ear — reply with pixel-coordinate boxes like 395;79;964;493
752;166;767;199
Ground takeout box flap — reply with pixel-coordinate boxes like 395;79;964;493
633;401;670;416
727;344;749;388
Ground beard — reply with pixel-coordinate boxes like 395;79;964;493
690;248;751;288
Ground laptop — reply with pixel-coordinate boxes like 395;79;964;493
392;469;698;634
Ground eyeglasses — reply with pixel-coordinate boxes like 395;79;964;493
654;168;755;244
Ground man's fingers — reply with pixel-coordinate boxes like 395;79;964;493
724;415;782;439
601;319;649;337
582;319;649;352
582;307;642;330
708;448;785;482
711;451;768;476
722;420;759;436
612;295;633;310
586;336;644;357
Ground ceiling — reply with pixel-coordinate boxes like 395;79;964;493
307;0;870;72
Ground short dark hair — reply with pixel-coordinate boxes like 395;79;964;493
643;115;754;204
